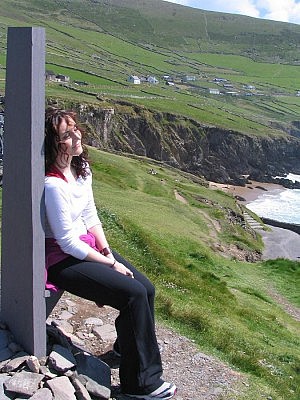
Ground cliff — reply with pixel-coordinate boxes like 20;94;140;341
72;102;300;185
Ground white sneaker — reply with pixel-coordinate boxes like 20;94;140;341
125;381;177;399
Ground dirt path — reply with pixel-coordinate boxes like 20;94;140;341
174;189;188;204
267;288;300;322
50;293;246;400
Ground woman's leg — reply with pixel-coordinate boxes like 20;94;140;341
47;258;163;395
112;251;155;320
111;251;157;358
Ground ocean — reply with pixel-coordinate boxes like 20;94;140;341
246;174;300;225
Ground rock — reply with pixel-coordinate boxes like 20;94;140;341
0;305;114;400
0;373;12;399
85;379;111;399
39;365;57;379
26;356;40;374
75;353;111;399
59;310;74;320
52;320;74;334
46;376;76;400
71;375;92;400
4;371;44;396
192;352;214;363
28;387;53;400
47;324;72;351
48;344;76;373
84;318;103;327
234;195;246;202
92;324;116;342
65;299;77;307
48;323;86;351
1;352;30;372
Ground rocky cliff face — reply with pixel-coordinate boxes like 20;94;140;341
75;103;300;185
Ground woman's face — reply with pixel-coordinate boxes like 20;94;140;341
56;117;83;158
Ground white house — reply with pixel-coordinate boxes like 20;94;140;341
45;70;57;81
128;75;141;84
56;74;70;83
182;75;196;83
213;77;227;83
226;91;239;96
147;76;159;84
45;71;70;83
209;88;220;95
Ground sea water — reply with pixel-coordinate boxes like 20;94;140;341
246;174;300;224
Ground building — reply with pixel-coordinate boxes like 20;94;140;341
74;80;88;86
56;74;70;83
127;75;141;84
182;75;196;83
45;71;70;83
226;91;239;96
147;76;159;84
213;77;227;83
209;88;220;95
45;70;57;81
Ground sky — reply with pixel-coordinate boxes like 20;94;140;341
164;0;300;25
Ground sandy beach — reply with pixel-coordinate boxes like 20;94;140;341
208;180;285;204
209;180;300;261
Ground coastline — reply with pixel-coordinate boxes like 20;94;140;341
209;180;300;261
208;180;285;204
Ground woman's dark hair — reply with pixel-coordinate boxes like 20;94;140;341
45;107;89;178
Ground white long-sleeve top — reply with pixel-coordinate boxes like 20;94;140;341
45;170;101;260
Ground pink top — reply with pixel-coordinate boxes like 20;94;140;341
45;232;99;291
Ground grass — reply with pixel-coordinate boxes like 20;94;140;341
86;147;299;400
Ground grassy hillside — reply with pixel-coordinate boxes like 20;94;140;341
0;0;300;136
0;145;298;398
87;147;299;399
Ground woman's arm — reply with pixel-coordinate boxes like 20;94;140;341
88;224;110;254
87;224;134;277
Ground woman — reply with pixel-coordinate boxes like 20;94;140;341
44;107;177;399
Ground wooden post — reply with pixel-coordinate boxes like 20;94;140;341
1;27;46;357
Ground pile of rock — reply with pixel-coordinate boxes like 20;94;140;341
0;319;112;399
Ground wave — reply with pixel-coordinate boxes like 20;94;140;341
247;177;300;225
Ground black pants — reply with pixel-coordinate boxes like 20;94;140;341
47;251;163;394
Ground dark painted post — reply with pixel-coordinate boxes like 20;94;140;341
1;27;46;357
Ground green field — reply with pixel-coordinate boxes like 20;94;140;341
0;0;300;137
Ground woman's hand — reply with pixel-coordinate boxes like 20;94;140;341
111;260;134;278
